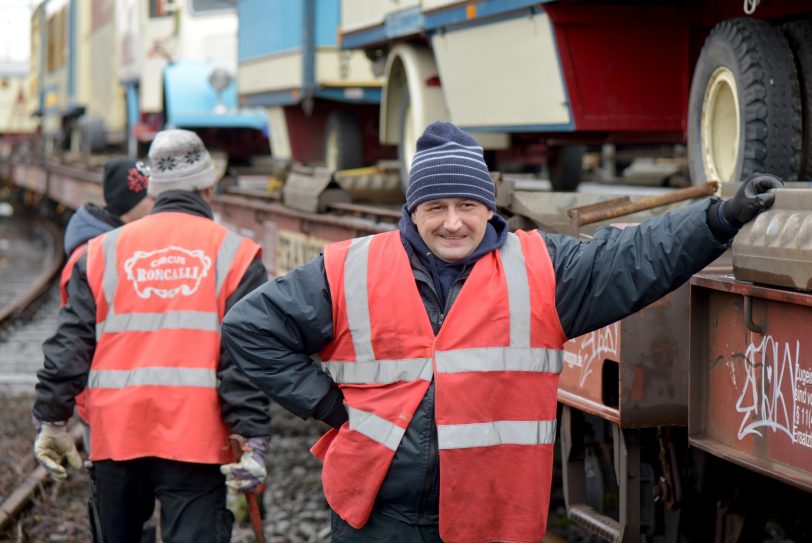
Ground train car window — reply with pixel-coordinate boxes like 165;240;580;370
188;0;234;15
149;0;173;18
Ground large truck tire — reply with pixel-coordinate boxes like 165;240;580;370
548;144;585;192
783;20;812;180
324;110;363;172
688;18;801;184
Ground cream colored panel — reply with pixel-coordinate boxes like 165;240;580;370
176;10;238;70
141;56;165;114
239;52;302;96
45;0;69;16
139;12;174;113
315;49;382;86
0;75;35;133
88;22;125;132
267;107;291;161
341;0;420;34
139;6;239;113
116;0;141;80
431;13;570;127
75;1;92;108
421;0;466;11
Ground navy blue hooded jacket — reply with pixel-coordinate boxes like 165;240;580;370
221;199;729;525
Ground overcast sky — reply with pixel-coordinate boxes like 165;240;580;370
0;1;34;65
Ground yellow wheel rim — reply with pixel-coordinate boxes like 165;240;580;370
701;67;740;181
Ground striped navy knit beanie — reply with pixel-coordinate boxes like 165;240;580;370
406;122;496;212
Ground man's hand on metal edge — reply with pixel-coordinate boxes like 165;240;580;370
722;172;784;228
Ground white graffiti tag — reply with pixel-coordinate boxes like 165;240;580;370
564;322;620;388
735;336;797;441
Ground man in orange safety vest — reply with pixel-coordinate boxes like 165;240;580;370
221;122;782;543
33;129;272;543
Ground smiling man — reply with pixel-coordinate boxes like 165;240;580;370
221;121;781;543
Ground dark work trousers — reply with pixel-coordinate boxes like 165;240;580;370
331;510;442;542
92;457;233;543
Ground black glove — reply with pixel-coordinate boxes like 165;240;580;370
722;172;784;228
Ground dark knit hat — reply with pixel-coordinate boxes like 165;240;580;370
406;122;495;212
103;159;149;216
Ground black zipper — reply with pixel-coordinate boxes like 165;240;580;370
417;383;439;523
416;277;462;522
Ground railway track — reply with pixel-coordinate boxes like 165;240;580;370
0;217;62;326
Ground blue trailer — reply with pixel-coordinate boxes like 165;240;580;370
237;0;394;170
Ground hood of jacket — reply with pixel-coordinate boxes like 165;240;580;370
398;204;508;305
151;189;214;219
63;203;122;255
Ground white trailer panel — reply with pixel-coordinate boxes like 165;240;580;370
340;0;420;35
431;12;571;129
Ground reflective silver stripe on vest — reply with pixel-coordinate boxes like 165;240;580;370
347;405;405;451
215;231;243;297
87;367;217;389
501;233;531;348
100;229;121;306
322;358;433;384
97;310;220;338
437;419;557;450
435;347;563;374
343;236;376;362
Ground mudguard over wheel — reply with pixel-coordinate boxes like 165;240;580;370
398;89;417;193
688;18;801;183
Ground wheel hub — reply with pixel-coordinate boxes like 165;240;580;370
701;67;740;181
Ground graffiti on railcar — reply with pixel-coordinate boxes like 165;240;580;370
732;335;812;450
276;230;327;276
563;321;620;388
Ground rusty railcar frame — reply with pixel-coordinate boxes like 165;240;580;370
690;274;812;493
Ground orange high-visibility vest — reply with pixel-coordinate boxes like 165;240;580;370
84;212;260;463
61;244;88;305
311;230;566;543
61;243;90;422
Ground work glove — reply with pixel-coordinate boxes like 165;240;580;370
34;422;82;481
221;436;268;493
721;172;784;228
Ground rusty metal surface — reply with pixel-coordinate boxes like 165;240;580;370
11;162;48;194
689;274;812;492
282;166;350;213
213;193;394;276
569;182;719;228
333;164;404;205
559;284;691;428
506;190;701;237
733;189;812;291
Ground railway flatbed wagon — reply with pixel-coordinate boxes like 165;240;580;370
4;157;811;542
